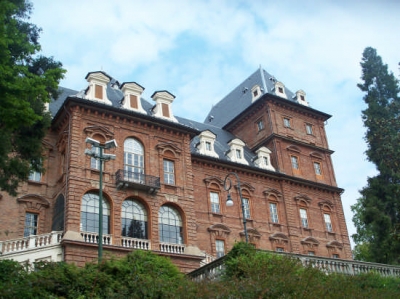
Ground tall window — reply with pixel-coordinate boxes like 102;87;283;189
236;149;242;159
124;138;144;181
306;124;313;135
163;159;175;185
257;120;264;131
243;198;251;219
324;213;333;232
121;199;148;239
269;203;279;223
24;213;38;237
210;192;220;213
313;162;322;175
205;141;212;151
283;117;291;128
216;240;225;258
80;192;110;234
291;156;299;169
90;146;100;170
159;205;183;244
299;208;308;228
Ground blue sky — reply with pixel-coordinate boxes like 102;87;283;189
31;0;400;247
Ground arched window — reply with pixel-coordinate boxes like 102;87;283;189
158;205;183;244
80;192;110;234
124;138;144;181
121;199;148;239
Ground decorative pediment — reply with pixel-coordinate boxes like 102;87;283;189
234;182;255;193
318;200;334;209
240;228;261;243
263;188;283;200
83;125;114;140
203;176;224;188
310;152;324;159
294;194;312;204
156;142;182;156
269;232;289;244
17;194;50;210
287;145;301;153
326;240;343;250
208;224;231;238
301;237;320;247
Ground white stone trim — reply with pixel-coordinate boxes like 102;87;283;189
151;91;178;122
274;81;287;99
85;72;112;105
227;138;248;165
121;82;146;114
197;130;219;158
295;90;309;106
254;146;275;171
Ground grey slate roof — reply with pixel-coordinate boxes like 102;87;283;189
204;67;296;128
48;68;314;171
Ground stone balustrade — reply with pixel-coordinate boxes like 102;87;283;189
80;232;112;245
121;237;150;250
188;250;400;281
159;242;185;254
0;231;63;255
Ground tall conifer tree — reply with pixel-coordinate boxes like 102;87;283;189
352;47;400;264
0;0;65;195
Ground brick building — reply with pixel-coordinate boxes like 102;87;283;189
0;67;352;272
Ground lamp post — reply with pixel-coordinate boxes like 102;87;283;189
84;137;117;262
224;172;249;243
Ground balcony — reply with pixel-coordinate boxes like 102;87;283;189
0;231;63;264
188;250;400;281
115;170;160;194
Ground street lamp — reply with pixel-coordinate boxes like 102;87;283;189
224;172;249;243
84;137;117;262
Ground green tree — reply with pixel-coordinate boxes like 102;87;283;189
0;0;65;196
352;47;400;264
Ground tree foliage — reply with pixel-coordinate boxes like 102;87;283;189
0;0;65;196
1;245;400;298
352;47;400;264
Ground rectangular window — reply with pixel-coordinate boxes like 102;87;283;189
24;213;38;237
205;141;212;151
95;84;103;99
161;103;170;117
291;156;299;169
306;124;313;135
332;254;339;259
324;214;333;232
308;251;315;256
278;87;284;93
276;247;284;252
236;149;242;159
263;156;269;166
283;117;291;128
300;208;308;228
243;198;251;219
314;162;322;175
163;159;175;185
269;203;279;223
253;89;258;97
130;94;138;109
210;192;220;213
216;240;225;258
90;146;100;170
29;170;41;182
257;120;264;131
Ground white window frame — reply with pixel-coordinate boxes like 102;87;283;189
324;213;333;232
29;170;42;182
300;208;308;228
306;124;313;135
216;240;225;258
314;162;322;175
243;198;251;219
269;202;279;223
24;212;38;237
283;117;291;128
291;156;299;169
210;192;220;213
163;159;175;185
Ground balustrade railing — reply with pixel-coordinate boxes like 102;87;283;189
188;250;400;281
159;242;185;254
0;231;63;255
80;232;112;245
121;237;150;250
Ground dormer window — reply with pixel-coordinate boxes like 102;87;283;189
227;138;248;165
274;81;287;99
121;82;146;114
295;90;308;106
84;71;112;105
197;130;219;158
151;90;178;122
251;85;262;102
254;146;275;171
